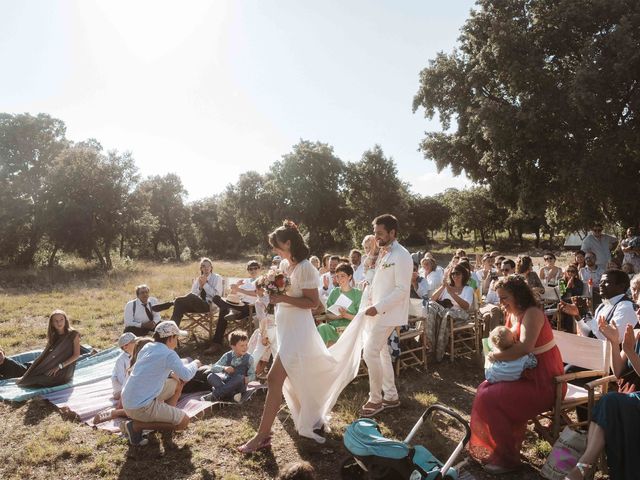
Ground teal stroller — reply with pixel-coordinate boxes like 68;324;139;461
341;404;470;480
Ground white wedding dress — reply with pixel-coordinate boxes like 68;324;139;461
277;259;367;442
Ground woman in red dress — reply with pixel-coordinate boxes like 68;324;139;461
469;275;565;474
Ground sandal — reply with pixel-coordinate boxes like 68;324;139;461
360;401;384;418
564;463;594;480
237;435;272;454
92;409;114;425
382;398;401;409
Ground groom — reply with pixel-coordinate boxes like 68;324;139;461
361;214;413;417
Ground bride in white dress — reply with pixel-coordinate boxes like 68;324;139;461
238;220;367;453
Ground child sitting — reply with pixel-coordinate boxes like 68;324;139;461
485;326;537;384
247;287;277;379
111;332;137;400
201;330;255;402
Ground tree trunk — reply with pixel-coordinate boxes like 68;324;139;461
480;229;487;251
47;245;59;268
119;234;125;258
93;246;107;270
104;242;113;270
534;227;541;248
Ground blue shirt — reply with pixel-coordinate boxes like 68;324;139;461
211;350;255;382
485;353;537;383
122;342;199;409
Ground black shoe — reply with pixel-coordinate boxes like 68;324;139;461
151;301;174;312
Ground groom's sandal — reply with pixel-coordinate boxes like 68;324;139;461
360;402;384;418
382;398;401;410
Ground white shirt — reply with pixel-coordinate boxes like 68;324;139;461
123;297;161;328
111;351;130;395
581;233;617;268
352;263;365;285
191;273;223;303
579;266;605;295
237;277;257;305
578;293;638;342
439;285;475;311
320;271;338;299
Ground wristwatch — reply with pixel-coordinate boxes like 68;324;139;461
58;363;64;370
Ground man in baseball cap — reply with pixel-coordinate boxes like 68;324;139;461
120;321;200;446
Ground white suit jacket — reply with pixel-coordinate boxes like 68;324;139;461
367;240;413;327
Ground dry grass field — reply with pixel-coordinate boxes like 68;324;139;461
0;255;594;480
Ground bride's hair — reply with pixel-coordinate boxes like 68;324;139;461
268;220;310;263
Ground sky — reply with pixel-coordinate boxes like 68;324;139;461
0;0;476;200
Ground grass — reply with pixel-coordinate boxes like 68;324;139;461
0;257;596;479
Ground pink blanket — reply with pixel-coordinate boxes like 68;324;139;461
42;377;213;433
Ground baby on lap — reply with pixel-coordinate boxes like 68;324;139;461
485;326;537;383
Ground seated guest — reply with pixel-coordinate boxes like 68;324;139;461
350;249;365;286
121;321;201;446
539;252;562;285
469;275;564;474
224;260;262;321
480;259;515;336
420;257;443;298
574;249;586;270
427;264;475;362
201;330;255;402
580;251;605;303
566;302;640;480
0;310;81;388
558;265;585;332
361;235;379;286
573;269;637;341
170;257;229;351
309;255;321;270
485;326;537;384
622;262;636;276
477;253;498;296
318;253;331;275
317;263;362;346
621;226;640;274
111;332;137;400
410;263;430;299
123;284;161;336
271;255;282;270
516;255;544;297
320;255;340;302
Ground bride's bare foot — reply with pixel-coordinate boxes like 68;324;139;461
237;433;272;454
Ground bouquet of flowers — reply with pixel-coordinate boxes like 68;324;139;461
256;269;290;297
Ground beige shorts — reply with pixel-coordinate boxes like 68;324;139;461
124;378;186;425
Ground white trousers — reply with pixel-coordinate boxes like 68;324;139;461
363;320;398;404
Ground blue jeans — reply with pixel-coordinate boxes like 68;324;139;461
206;372;245;400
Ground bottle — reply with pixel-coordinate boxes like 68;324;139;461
558;278;567;297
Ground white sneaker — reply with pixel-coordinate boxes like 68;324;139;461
233;393;242;403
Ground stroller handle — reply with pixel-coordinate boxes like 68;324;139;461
403;404;471;479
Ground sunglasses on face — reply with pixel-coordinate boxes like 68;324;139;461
248;266;260;271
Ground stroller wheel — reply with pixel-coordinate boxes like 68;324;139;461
339;456;369;480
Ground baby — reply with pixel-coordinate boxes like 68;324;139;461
201;330;255;402
485;326;537;384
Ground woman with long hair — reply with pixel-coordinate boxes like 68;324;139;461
0;309;81;387
469;275;565;474
238;221;367;453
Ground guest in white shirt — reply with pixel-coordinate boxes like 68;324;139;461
111;332;137;400
480;259;515;336
123;284;162;336
320;255;340;303
224;260;262;321
573;270;637;341
170;258;228;349
420;256;444;294
350;249;365;286
581;223;618;270
410;263;430;299
121;321;201;446
580;252;605;301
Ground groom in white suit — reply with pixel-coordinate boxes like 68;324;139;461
361;214;413;417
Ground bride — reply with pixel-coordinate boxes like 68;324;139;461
238;220;367;453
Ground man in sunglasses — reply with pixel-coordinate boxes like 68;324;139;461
480;259;516;336
581;223;618;271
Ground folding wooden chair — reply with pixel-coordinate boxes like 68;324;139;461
394;299;429;375
182;278;228;341
533;330;611;443
447;297;481;362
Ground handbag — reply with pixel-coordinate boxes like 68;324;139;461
435;298;453;309
540;427;587;480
